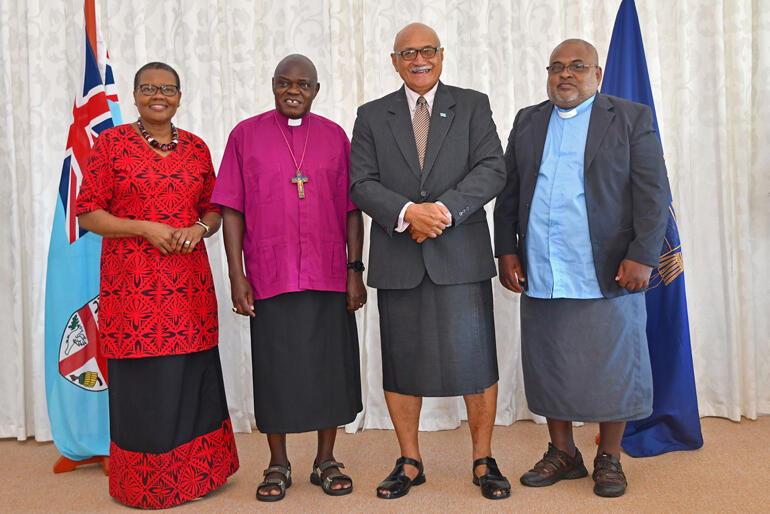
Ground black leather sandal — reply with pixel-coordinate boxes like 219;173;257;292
472;457;511;500
256;463;292;502
310;459;353;496
376;457;426;499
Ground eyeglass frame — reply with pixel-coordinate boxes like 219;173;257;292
392;46;443;61
545;63;600;75
135;83;181;96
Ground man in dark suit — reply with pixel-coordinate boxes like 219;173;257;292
494;39;670;498
350;22;510;500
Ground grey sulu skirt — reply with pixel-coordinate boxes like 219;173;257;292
377;276;498;397
520;293;653;422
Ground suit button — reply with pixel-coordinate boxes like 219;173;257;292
420;190;428;198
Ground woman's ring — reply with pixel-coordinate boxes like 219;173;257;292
232;307;238;313
184;240;191;245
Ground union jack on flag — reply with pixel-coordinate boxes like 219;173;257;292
59;0;120;243
45;0;121;462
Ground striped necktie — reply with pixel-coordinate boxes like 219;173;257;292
412;96;430;170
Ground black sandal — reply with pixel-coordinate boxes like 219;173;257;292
472;457;511;500
310;459;353;496
376;457;425;499
256;463;292;502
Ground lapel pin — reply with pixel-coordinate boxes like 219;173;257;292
440;112;447;117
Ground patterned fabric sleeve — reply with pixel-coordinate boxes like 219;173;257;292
76;130;114;215
196;139;222;217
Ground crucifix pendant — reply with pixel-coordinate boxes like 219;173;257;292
291;168;309;198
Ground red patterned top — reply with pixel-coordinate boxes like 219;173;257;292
77;124;221;359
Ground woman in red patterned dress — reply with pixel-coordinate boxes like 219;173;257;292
76;62;238;509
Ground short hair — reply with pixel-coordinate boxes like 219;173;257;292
273;54;318;83
551;39;599;64
133;62;181;90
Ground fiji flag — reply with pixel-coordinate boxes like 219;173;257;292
44;0;121;463
602;0;703;457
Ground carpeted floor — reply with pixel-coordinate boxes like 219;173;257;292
1;417;767;512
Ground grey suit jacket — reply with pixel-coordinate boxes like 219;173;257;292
350;82;506;289
493;93;671;298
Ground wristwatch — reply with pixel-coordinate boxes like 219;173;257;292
195;218;210;236
347;260;365;272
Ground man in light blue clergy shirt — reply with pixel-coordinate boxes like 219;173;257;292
493;39;670;498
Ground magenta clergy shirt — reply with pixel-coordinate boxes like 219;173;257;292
212;110;356;300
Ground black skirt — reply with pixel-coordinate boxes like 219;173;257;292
107;347;239;509
250;290;363;433
378;276;498;397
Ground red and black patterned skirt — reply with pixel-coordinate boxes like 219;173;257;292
107;346;239;509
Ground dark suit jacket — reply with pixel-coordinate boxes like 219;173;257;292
350;82;506;289
493;93;671;298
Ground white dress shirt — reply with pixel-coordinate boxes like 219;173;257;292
396;82;452;232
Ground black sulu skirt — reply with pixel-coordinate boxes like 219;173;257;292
107;346;239;509
250;290;362;433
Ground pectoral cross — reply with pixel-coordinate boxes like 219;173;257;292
291;169;309;198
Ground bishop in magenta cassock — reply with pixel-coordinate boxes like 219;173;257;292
212;54;365;502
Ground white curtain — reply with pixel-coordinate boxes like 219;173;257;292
1;0;767;441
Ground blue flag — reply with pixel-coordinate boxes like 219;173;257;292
602;0;703;457
44;0;121;461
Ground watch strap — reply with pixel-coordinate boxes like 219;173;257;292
347;260;365;272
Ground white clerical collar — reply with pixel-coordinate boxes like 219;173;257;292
404;82;439;115
556;94;596;119
288;117;302;126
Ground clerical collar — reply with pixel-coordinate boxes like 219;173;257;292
275;110;305;126
556;93;596;119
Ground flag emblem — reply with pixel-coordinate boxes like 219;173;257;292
58;297;107;391
647;206;685;289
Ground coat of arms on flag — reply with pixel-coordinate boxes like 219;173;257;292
58;297;107;391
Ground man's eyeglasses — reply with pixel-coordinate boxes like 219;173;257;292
546;63;599;75
135;84;180;96
392;46;442;61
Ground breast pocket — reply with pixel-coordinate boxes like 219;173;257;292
244;162;286;203
304;158;346;200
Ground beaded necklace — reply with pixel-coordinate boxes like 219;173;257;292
137;118;179;151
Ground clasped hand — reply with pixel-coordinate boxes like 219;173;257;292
405;203;451;243
142;221;206;256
